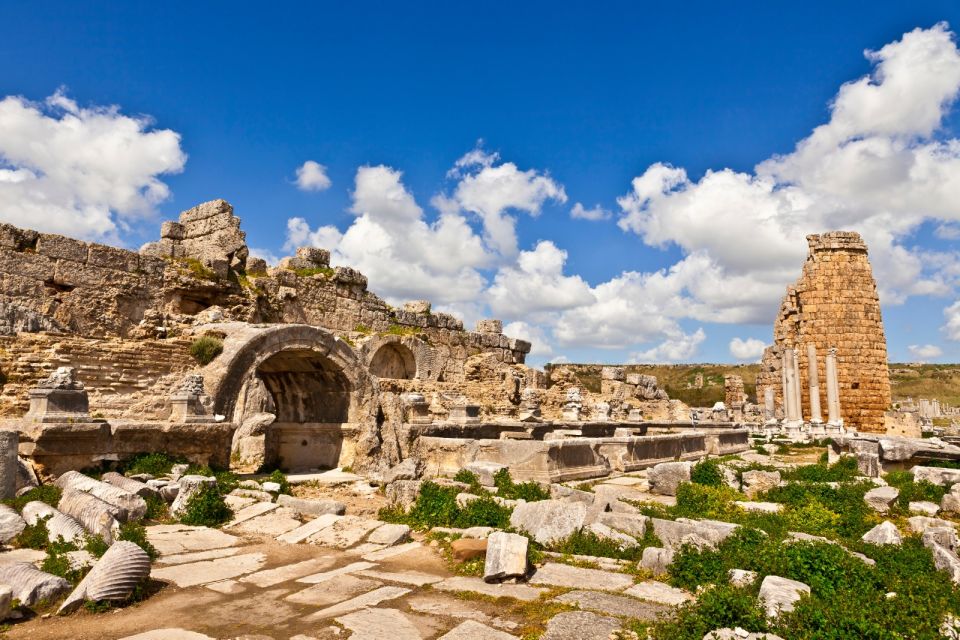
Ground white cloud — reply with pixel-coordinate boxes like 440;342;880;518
503;320;554;357
630;328;706;363
943;300;960;340
729;337;768;361
285;165;492;304
295;160;332;192
487;241;594;318
446;145;567;256
617;23;960;321
908;344;943;360
570;202;611;221
0;89;186;242
248;247;281;266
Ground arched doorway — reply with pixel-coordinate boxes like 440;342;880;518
201;324;372;472
369;343;417;379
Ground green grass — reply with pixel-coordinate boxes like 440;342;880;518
3;485;62;513
120;452;187;477
179;485;233;527
189;335;224;365
378;480;513;530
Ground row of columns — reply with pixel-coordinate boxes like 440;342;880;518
772;345;841;425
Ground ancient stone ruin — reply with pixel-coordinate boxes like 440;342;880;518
0;199;749;484
757;232;892;435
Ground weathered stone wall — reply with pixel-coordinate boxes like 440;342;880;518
0;199;531;419
758;232;891;432
0;333;194;419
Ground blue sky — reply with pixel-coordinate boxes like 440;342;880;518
3;1;960;365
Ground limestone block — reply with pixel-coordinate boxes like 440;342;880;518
55;471;147;521
910;501;940;516
728;569;758;587
540;611;621;640
585;522;638;548
864;486;899;513
276;494;346;516
475;319;503;334
595;512;648;537
403;300;431;314
170;475;217;517
741;470;781;499
640;547;674;575
914;466;960;486
464;461;507;487
58;541;151;613
385;480;421;510
101;472;160;499
648;461;692;496
367;523;410;546
0;563;70;606
0;431;18;500
483;531;528;583
383;458;421;483
509;499;587;545
0;504;25;543
932;542;960;584
862;521;902;546
624;580;693;606
759;575;810;618
36;233;88;263
58;489;120;543
651;518;738;551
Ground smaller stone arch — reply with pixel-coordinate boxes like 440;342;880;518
360;335;440;381
369;342;417;380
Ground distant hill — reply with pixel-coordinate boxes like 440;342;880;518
546;362;960;408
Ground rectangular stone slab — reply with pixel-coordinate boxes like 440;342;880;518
302;585;411;621
240;557;337;587
434;576;545;602
151;552;267;588
528;563;634;591
286;573;381;606
297;561;377;584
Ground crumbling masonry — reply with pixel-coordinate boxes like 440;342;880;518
757;232;891;433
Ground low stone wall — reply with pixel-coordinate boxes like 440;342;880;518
415;429;750;483
13;419;235;478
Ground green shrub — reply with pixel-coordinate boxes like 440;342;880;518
268;469;291;495
14;517;50;550
455;496;512;528
652;585;769;640
493;468;549;502
120;452;186;477
672;483;741;521
884;470;947;513
690;459;725;487
550;529;644;561
42;538;85;584
783;500;842;538
179;485;233;527
117;521;159;560
453;469;485;494
781;456;859;483
84;534;109;558
4;485;62;513
189;335;223;365
143;493;169;521
378;480;512;530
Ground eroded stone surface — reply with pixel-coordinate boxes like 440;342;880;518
555;589;671;620
541;611;621;640
151;552;267;587
529;562;633;591
335;607;423;640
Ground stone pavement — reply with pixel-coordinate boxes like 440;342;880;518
3;507;681;639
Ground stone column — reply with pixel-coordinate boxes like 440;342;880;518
764;387;775;421
791;348;803;421
826;347;841;425
806;343;823;423
783;349;800;422
0;430;17;499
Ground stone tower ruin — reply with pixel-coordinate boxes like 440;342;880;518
757;231;891;433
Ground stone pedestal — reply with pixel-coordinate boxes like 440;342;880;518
402;394;432;425
0;431;17;499
169;375;219;424
449;404;481;424
826;348;842;426
24;367;91;423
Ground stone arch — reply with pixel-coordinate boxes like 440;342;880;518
369;342;417;380
361;335;440;381
200;324;374;471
